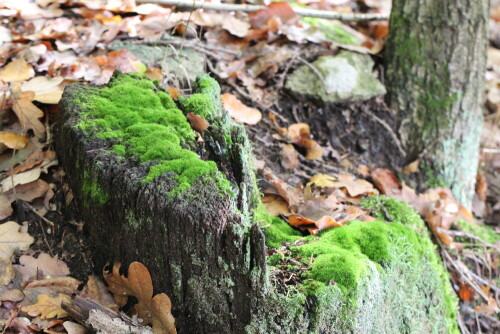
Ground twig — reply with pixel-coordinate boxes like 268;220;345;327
296;57;328;92
136;0;389;21
440;229;499;250
359;105;406;157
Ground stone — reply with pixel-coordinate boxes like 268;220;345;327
286;50;386;102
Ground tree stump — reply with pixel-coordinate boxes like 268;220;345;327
56;73;266;333
56;73;460;334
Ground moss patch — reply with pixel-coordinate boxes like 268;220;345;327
74;73;231;195
257;196;459;333
82;170;108;205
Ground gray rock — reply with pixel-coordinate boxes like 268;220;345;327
109;40;206;84
286;50;386;102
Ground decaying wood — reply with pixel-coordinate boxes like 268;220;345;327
62;296;152;333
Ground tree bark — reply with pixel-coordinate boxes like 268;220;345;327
56;82;266;333
385;0;489;207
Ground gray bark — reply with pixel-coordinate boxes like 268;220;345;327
385;0;489;207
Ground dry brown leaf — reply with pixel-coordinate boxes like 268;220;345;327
457;281;475;302
0;257;14;285
0;179;49;220
12;93;46;139
261;194;290;216
0;221;34;258
168;87;180;99
402;159;419;175
0;286;24;302
15;253;70;282
371;168;401;195
281;144;299;170
108;50;145;73
333;173;379;197
186;113;210;132
0;58;35;82
475;296;499;316
80;275;118;311
0;132;29;150
23;277;81;304
287;123;323;160
21;76;64;104
221;93;262;125
266;175;302;209
307;174;336;188
9;150;56;176
21;293;70;319
357;164;371;177
104;262;176;334
476;173;488;202
0;167;42;192
145;67;163;81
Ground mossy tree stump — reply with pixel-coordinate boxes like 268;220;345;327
57;73;459;333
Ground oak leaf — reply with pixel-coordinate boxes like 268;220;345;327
0;179;49;220
21;293;70;319
331;173;378;197
12;91;46;139
0;58;35;82
307;174;336;188
21;76;64;104
0;257;14;285
81;275;118;311
0;221;34;258
15;252;70;282
104;262;176;334
0;132;29;150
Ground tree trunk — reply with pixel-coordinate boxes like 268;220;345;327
384;0;489;207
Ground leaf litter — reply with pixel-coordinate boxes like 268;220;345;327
0;0;499;333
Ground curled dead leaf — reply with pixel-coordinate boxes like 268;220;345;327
221;93;262;125
187;113;210;132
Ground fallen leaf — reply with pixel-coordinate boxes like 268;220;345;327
21;293;70;319
9;150;56;176
402;159;419;175
145;67;163;81
0;58;35;82
262;194;290;216
108;50;146;73
281;144;299;170
0;221;34;258
0;167;42;192
168;87;180;99
302;137;323;160
104;262;176;334
187;113;210;132
476;173;487;202
21;76;64;104
475;296;499;316
287;123;323;160
266;174;302;209
249;2;297;28
221;93;262;125
457;281;475;302
80;275;118;311
307;174;336;188
0;286;24;302
371;168;401;195
0;132;29;150
12;92;46;138
0;179;49;220
332;173;379;197
15;253;70;282
0;257;14;285
23;277;81;304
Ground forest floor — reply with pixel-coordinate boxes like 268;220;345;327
0;0;499;333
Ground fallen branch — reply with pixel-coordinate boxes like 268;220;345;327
136;0;389;21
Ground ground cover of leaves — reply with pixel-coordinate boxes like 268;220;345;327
0;0;499;333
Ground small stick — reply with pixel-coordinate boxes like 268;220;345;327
136;0;389;21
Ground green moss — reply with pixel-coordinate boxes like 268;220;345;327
455;219;500;244
257;196;460;333
254;204;302;249
178;93;213;119
82;170;108;205
73;73;231;196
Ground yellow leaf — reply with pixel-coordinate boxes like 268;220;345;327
0;258;14;285
0;131;29;150
0;221;34;258
307;174;336;188
0;58;35;82
21;293;70;319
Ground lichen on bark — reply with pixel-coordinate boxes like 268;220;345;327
385;0;488;207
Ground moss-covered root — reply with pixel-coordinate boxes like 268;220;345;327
254;197;459;333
